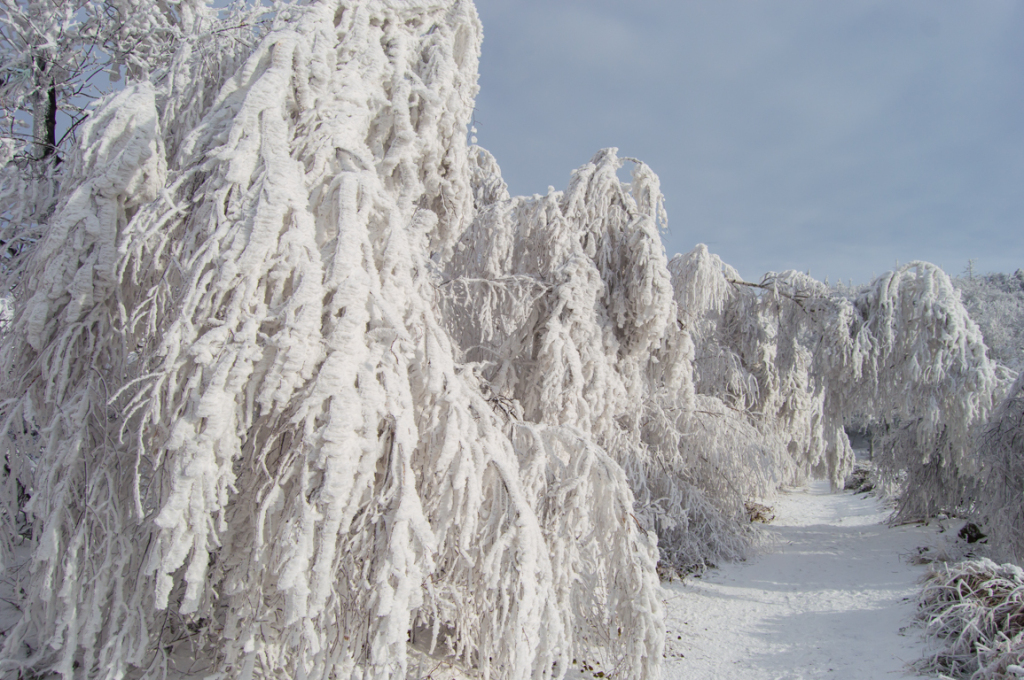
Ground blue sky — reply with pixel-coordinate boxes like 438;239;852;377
471;0;1024;284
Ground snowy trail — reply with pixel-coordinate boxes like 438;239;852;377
661;482;939;679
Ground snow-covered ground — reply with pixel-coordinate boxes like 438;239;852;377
662;481;941;679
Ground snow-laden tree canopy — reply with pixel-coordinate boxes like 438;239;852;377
839;263;999;521
0;0;1010;678
0;2;663;677
955;270;1024;376
979;372;1024;564
668;251;1000;523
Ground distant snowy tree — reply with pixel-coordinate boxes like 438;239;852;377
955;270;1024;375
446;148;674;443
672;252;999;524
443;147;756;572
978;372;1024;564
670;246;849;490
836;263;998;521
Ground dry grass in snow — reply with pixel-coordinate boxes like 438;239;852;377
914;559;1024;679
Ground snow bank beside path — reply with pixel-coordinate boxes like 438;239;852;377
663;482;938;679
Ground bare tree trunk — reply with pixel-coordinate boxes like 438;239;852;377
33;56;57;161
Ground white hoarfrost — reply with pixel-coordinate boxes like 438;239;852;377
669;252;999;524
0;2;661;678
914;558;1024;679
978;372;1024;564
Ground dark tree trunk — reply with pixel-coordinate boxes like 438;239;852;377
34;56;57;161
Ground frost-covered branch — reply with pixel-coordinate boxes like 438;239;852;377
0;2;664;678
977;372;1024;564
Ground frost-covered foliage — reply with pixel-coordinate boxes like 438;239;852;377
956;271;1024;375
0;2;663;678
841;264;999;521
914;558;1024;679
978;372;1024;565
672;253;999;523
444;148;765;571
670;246;850;491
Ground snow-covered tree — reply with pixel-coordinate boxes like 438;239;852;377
955;270;1024;375
671;252;999;524
835;263;998;521
0;2;662;678
670;246;850;490
978;372;1024;564
443;148;763;572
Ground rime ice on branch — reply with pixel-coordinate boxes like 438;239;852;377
0;1;662;679
667;253;1000;526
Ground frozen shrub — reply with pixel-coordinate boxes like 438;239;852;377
914;558;1024;679
978;373;1024;564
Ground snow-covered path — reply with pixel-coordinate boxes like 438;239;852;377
662;482;939;679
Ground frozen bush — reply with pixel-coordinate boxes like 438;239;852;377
914;558;1024;679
